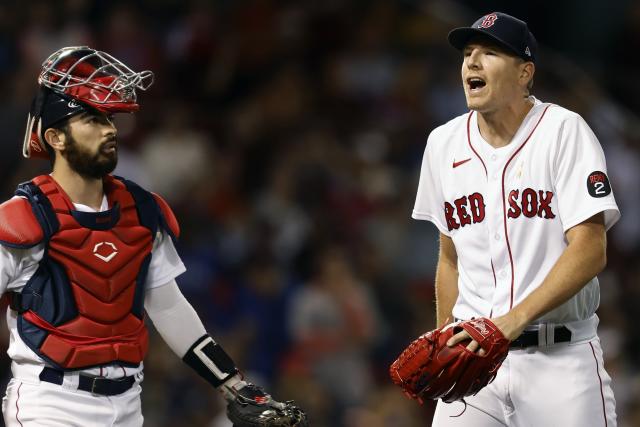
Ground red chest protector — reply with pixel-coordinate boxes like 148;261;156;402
1;174;179;370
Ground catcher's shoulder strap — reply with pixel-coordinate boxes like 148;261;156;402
112;176;179;241
152;192;180;240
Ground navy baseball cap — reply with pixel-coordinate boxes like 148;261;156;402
448;12;537;63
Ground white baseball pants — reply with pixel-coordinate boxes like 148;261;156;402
2;377;143;427
432;336;616;427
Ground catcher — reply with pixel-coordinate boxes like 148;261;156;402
0;46;307;427
391;12;618;426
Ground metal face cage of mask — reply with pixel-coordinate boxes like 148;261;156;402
23;46;154;159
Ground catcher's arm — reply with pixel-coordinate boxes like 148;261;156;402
435;233;458;328
448;212;606;350
145;280;308;426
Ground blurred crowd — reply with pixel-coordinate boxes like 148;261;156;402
0;0;638;426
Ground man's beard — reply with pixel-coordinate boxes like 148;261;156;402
62;133;118;179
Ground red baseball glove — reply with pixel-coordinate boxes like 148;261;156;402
389;318;510;403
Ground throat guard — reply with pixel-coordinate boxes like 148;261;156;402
10;175;170;370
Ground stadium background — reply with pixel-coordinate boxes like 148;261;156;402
0;0;638;425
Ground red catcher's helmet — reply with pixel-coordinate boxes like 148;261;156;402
23;46;154;159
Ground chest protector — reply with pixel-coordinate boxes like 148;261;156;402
8;174;176;370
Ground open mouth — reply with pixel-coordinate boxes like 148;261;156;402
467;77;486;91
101;140;117;153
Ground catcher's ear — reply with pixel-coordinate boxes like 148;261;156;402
43;128;65;152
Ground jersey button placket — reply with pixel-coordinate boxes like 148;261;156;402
487;150;509;315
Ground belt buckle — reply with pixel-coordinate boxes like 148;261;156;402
90;376;100;394
87;375;114;394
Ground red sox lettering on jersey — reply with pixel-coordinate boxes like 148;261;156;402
445;189;556;231
413;98;620;321
506;189;555;219
444;193;485;230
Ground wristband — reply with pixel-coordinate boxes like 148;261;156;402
182;334;238;387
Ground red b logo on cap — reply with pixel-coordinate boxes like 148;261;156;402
479;13;498;28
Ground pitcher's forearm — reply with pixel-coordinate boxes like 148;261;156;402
435;266;458;327
510;216;606;326
435;234;459;327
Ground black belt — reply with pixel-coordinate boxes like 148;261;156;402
509;326;572;349
39;367;135;396
453;318;572;349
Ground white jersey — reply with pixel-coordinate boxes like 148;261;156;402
0;195;186;379
413;97;620;323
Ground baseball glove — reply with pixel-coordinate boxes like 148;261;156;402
226;383;309;427
389;317;510;403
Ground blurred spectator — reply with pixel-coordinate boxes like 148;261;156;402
139;102;214;203
287;246;382;420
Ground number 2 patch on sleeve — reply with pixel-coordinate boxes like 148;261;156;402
587;171;611;198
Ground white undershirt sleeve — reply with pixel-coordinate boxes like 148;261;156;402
144;279;207;358
0;246;20;295
145;230;187;290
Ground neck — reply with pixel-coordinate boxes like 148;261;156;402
51;165;104;211
477;97;534;148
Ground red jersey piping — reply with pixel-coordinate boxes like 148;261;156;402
589;342;608;427
501;105;551;308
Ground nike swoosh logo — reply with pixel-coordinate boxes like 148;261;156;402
452;158;472;168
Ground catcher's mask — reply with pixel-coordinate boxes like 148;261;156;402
23;46;154;159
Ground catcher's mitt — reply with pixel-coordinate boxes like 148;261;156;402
389;318;509;403
226;383;309;427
